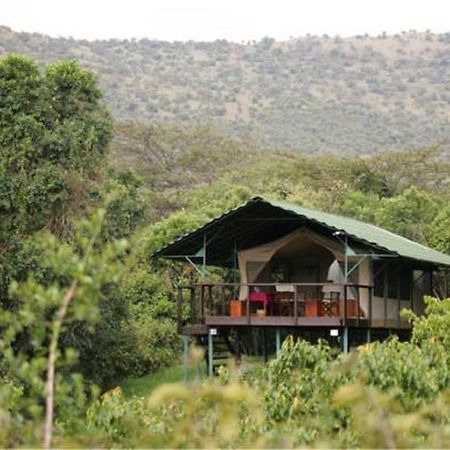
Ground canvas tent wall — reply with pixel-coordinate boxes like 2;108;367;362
237;227;362;300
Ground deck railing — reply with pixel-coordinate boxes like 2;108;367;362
177;282;374;330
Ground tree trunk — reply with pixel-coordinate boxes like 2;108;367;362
43;280;77;449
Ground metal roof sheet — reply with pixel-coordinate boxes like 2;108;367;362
266;198;450;267
154;196;450;267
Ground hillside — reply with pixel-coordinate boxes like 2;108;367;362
1;26;450;153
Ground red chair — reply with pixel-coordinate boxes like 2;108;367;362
249;292;273;315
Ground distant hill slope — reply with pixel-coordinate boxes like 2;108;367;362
1;26;450;154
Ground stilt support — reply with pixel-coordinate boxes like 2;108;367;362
183;335;189;382
366;328;371;344
342;326;349;353
208;328;214;377
275;327;281;356
263;327;268;363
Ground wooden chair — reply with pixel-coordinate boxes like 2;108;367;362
321;291;340;316
274;291;294;316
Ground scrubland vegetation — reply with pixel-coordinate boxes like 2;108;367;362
2;26;450;153
0;53;449;447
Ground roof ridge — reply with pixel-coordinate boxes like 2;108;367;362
265;197;443;252
155;196;450;267
260;197;450;264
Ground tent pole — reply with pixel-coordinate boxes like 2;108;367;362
341;233;349;355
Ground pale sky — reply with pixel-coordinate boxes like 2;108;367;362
1;0;449;42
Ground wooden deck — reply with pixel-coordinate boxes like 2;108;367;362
177;282;412;335
179;317;410;334
205;315;344;327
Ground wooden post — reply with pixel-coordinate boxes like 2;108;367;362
366;328;371;344
368;286;373;329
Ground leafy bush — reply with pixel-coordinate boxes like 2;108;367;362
81;297;450;448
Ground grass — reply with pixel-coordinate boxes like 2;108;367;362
120;356;264;398
121;363;206;398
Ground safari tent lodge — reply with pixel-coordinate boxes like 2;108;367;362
154;197;450;374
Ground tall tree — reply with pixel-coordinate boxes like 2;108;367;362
0;54;113;297
0;54;112;237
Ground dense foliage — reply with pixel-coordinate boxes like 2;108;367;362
0;55;180;396
0;52;449;447
2;26;450;153
77;297;450;448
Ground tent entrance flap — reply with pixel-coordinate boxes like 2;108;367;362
237;228;348;299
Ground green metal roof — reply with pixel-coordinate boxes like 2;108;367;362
154;196;450;268
267;198;450;267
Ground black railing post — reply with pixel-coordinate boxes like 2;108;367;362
208;285;213;315
200;284;205;322
368;286;373;329
221;285;226;316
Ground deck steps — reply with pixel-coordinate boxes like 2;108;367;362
196;331;236;375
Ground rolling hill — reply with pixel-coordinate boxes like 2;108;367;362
1;26;450;154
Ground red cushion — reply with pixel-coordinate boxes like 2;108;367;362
249;292;273;302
